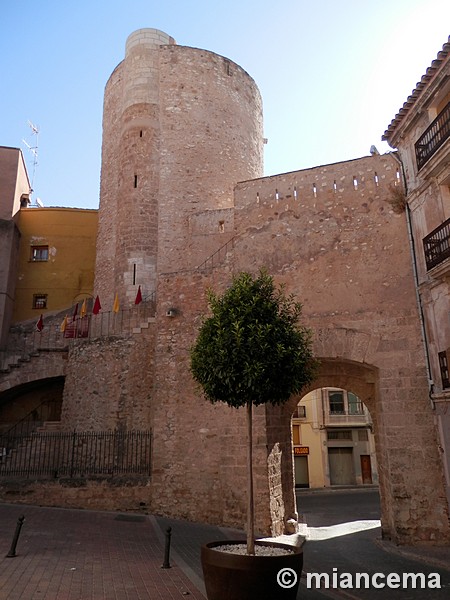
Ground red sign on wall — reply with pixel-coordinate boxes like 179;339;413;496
294;446;309;455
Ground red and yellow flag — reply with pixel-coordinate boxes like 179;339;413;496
113;293;120;314
135;286;142;305
93;295;101;315
60;315;68;333
36;314;44;332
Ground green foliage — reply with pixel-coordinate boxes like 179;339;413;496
190;270;318;408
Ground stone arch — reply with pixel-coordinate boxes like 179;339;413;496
0;351;68;433
264;355;379;536
0;376;65;431
263;322;449;543
0;351;68;396
288;358;378;415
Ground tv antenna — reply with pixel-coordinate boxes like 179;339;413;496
22;120;39;193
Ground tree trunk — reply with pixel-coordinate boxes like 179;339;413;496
247;401;255;554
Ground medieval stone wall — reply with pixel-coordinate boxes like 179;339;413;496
229;153;449;542
61;328;155;432
145;153;449;542
0;478;151;513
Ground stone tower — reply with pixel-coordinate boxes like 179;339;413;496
95;28;264;307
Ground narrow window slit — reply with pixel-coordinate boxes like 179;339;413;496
134;175;138;188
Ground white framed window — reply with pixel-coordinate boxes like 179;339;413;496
33;294;47;309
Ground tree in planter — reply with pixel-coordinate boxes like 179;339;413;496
190;270;318;554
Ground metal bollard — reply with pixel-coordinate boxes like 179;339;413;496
161;526;172;569
6;515;25;558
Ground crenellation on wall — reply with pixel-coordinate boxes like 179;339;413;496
236;155;401;209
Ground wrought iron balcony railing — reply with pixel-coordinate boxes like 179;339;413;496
438;350;450;390
415;101;450;170
423;217;450;270
324;410;371;427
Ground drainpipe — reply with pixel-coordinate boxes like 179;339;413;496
390;152;435;409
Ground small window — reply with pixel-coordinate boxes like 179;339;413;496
327;430;352;440
31;246;49;261
348;392;364;415
358;429;369;442
292;424;301;446
295;405;306;418
329;391;345;414
33;294;47;309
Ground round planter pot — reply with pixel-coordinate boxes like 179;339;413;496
201;540;303;600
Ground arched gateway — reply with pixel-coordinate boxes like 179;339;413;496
145;149;449;545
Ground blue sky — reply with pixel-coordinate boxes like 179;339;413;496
1;1;449;209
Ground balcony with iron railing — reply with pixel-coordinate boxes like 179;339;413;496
323;409;371;427
415;101;450;171
438;350;450;390
423;217;450;271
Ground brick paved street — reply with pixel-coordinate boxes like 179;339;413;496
0;503;208;600
1;501;450;599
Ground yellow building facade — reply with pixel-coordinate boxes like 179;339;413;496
292;388;378;489
12;207;98;323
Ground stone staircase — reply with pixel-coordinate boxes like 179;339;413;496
0;349;41;375
36;421;62;433
132;316;156;334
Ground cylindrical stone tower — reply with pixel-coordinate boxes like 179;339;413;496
95;28;264;307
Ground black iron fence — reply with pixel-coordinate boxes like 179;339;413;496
0;430;152;479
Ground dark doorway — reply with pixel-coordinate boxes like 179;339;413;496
360;454;373;484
